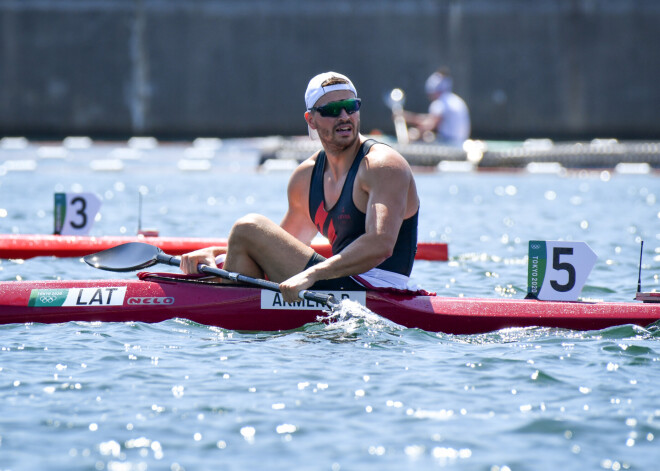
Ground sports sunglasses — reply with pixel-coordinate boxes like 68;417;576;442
309;98;361;117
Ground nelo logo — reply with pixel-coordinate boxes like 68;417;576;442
127;297;175;305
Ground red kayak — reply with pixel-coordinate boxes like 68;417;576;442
0;234;448;261
0;273;657;334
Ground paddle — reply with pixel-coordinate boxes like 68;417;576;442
84;242;339;308
384;88;410;145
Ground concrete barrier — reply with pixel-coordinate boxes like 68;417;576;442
1;0;658;139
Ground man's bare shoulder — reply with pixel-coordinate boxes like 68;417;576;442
292;152;318;175
288;151;319;189
362;142;412;172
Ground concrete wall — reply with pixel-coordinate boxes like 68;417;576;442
1;0;659;140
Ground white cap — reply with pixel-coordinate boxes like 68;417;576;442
304;72;357;140
425;72;453;95
305;71;357;110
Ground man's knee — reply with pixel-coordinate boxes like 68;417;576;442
230;213;273;240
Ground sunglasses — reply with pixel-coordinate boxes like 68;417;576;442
310;98;362;117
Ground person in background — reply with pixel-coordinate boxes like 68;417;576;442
180;72;419;303
403;68;471;147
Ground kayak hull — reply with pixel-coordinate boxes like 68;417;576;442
0;277;658;334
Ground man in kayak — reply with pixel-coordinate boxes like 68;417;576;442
403;68;470;147
180;71;419;303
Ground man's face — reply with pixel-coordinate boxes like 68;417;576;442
306;90;360;150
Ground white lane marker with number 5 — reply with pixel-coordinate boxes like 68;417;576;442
527;241;598;301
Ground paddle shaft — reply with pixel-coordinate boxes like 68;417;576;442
385;88;409;145
155;253;338;308
391;104;409;145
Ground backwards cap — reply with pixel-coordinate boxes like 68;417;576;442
305;71;357;110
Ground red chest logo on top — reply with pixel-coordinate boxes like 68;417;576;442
314;202;336;245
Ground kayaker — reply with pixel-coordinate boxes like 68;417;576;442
180;71;420;303
403;67;471;147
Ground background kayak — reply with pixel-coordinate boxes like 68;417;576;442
0;234;448;261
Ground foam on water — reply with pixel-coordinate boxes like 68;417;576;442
322;299;405;333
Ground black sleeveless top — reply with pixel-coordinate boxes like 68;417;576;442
308;139;418;276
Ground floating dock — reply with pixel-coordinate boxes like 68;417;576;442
258;137;660;173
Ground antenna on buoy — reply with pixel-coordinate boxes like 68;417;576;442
137;189;159;237
635;240;659;303
138;191;143;235
637;240;644;294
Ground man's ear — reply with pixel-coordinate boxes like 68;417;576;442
304;111;316;129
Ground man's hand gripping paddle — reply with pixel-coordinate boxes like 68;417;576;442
84;242;339;308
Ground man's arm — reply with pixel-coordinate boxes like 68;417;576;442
280;159;318;245
402;110;441;133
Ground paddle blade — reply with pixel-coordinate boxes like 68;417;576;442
84;242;162;272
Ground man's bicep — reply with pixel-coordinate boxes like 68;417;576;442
281;163;317;244
364;167;410;236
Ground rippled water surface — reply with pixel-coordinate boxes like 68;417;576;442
1;141;659;470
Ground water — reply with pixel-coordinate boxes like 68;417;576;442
1;141;659;470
